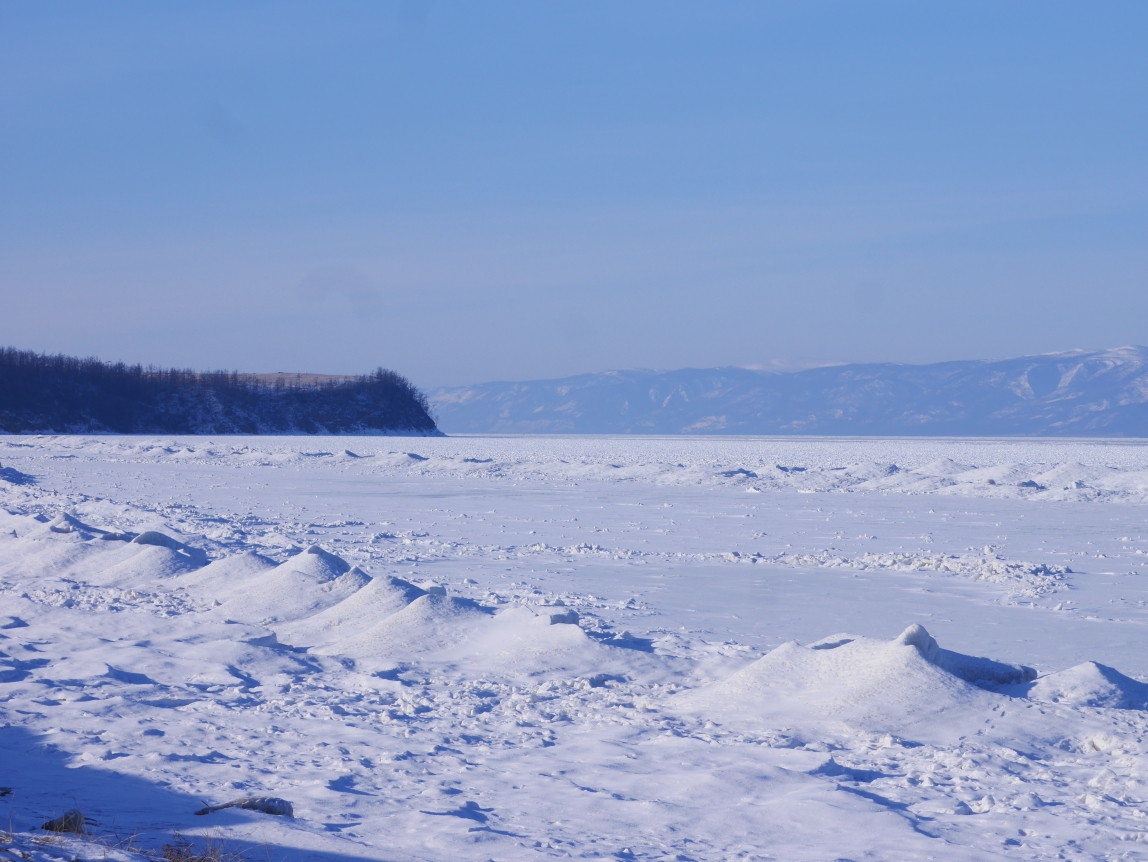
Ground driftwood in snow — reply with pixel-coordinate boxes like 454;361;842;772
194;796;294;818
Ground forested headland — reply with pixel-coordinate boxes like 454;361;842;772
0;348;439;435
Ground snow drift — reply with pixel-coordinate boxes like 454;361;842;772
695;624;1039;732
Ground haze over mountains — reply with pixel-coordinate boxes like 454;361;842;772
430;347;1148;437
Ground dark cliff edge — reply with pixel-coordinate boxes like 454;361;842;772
0;348;441;436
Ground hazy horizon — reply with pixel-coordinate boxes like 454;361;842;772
3;3;1146;390
6;342;1146;390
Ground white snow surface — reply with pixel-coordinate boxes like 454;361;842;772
4;435;1148;860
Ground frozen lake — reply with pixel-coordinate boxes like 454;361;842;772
4;435;1148;861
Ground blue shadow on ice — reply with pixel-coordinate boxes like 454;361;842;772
0;725;393;862
0;465;35;485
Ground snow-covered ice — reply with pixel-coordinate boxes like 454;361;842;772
4;435;1148;860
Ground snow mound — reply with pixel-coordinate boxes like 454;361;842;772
441;604;601;674
84;542;206;587
0;508;40;537
279;544;352;579
178;551;279;601
698;624;1031;730
313;596;611;677
1025;661;1148;709
131;530;183;548
211;546;370;624
274;573;427;648
317;593;491;661
0;514;206;587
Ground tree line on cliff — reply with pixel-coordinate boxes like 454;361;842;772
0;348;438;435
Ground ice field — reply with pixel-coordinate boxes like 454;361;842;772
5;435;1148;861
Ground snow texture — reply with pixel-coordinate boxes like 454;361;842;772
4;434;1148;860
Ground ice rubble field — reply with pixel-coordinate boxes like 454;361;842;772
4;437;1148;861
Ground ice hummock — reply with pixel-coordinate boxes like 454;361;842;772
1023;660;1148;709
209;545;371;624
693;624;1038;732
274;573;427;648
314;592;492;661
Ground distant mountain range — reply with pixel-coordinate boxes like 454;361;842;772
429;347;1148;437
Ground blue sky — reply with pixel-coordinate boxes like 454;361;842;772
2;1;1146;387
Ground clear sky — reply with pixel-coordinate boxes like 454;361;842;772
2;2;1146;388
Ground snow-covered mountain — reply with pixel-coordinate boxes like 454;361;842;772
430;346;1148;436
